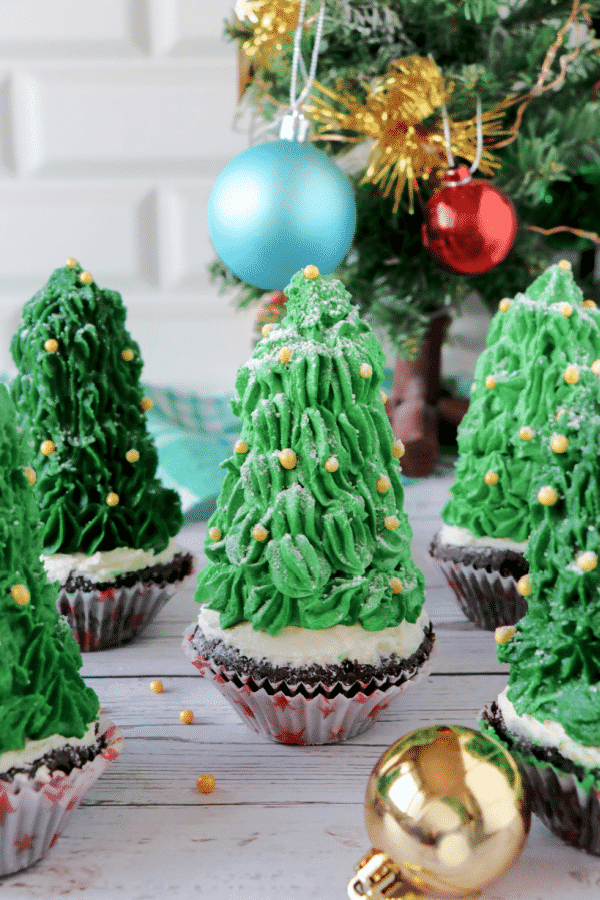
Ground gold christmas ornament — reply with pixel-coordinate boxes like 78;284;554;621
11;584;31;606
236;0;300;68
348;725;530;900
44;338;59;353
79;271;93;285
305;56;509;213
360;363;373;379
485;375;496;389
519;426;533;441
564;364;579;385
498;298;511;312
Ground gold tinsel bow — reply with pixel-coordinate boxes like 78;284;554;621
235;0;303;67
304;56;512;213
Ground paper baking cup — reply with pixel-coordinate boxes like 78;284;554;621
182;623;435;745
56;579;181;651
0;715;123;876
512;754;600;855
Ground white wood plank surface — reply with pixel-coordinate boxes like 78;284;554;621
2;474;599;899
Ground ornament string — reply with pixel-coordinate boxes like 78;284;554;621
250;0;326;143
440;95;482;178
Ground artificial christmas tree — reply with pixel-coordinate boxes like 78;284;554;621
430;259;600;627
0;383;121;874
10;260;193;650
184;265;434;744
213;0;600;474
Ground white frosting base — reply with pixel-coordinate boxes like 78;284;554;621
439;523;528;554
197;606;430;667
41;538;180;585
0;720;98;776
497;687;600;770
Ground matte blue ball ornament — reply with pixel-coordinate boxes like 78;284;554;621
208;139;357;291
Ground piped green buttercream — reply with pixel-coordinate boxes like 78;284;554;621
0;384;98;756
195;269;426;635
10;263;183;555
443;263;600;541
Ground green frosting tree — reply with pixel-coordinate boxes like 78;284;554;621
0;384;98;756
196;267;426;636
10;261;182;556
497;366;600;746
443;262;600;542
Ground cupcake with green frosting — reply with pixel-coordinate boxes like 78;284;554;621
0;383;122;875
183;265;434;745
430;260;600;629
481;364;600;853
10;260;194;650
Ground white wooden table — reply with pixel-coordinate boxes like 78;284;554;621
3;475;600;899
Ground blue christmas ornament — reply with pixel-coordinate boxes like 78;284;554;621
208;139;357;291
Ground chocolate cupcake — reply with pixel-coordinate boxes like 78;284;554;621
184;266;434;744
10;261;193;650
432;261;600;629
0;383;122;874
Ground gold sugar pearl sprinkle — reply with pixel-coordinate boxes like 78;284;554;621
485;375;496;389
390;576;403;594
559;302;573;317
125;449;140;463
359;363;373;378
278;347;292;364
376;476;391;493
564;365;579;385
40;440;55;456
537;486;558;506
303;265;319;279
252;524;268;542
495;625;517;644
592;360;600;376
179;710;194;725
196;774;216;794
208;526;222;541
583;299;597;308
79;271;93;284
577;551;598;571
121;349;134;361
380;390;387;404
392;440;405;459
66;257;78;268
141;397;154;411
261;323;274;337
498;298;511;312
44;338;58;353
235;440;249;454
551;434;569;453
150;680;163;694
278;448;297;469
324;456;339;473
11;584;31;606
558;259;571;270
384;515;400;531
484;471;499;485
517;575;533;597
470;382;476;393
25;467;36;486
106;492;120;507
519;426;533;441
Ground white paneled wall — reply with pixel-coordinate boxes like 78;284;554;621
0;0;256;394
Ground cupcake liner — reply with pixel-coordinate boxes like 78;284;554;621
430;533;528;630
0;715;123;875
56;579;181;652
182;623;435;745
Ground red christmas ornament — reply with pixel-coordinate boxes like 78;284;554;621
421;165;517;275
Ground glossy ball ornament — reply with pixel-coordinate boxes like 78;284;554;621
348;725;530;899
422;166;517;275
208;140;357;290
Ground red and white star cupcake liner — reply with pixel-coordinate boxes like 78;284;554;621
0;715;123;875
182;623;435;745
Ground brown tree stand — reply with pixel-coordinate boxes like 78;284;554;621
385;314;456;479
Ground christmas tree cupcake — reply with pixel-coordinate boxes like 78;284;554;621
183;265;434;745
0;384;122;875
430;260;600;629
10;260;194;650
481;368;600;854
